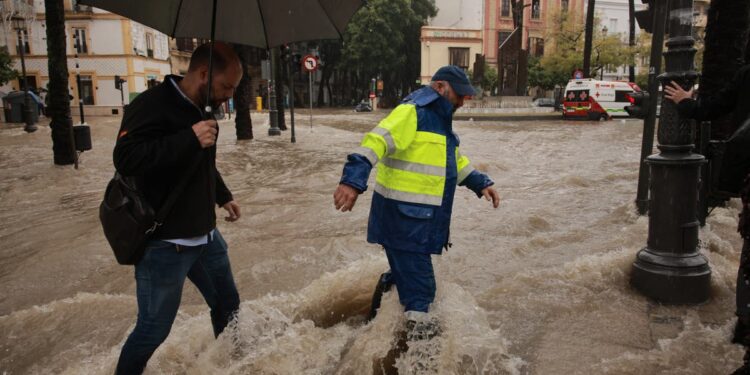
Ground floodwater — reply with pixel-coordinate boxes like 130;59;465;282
0;111;745;374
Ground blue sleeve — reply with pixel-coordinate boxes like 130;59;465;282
340;153;373;193
460;170;494;198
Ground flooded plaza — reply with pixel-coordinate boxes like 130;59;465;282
0;112;745;374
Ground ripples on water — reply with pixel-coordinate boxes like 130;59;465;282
0;115;745;374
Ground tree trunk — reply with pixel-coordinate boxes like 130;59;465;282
628;0;636;82
232;45;253;140
44;0;76;165
701;0;750;139
583;0;596;78
274;47;287;130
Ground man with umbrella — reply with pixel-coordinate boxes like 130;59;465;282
113;42;243;374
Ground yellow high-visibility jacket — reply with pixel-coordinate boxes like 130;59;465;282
340;87;494;254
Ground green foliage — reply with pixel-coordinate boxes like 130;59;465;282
529;9;637;89
0;48;17;86
337;0;436;102
481;64;498;93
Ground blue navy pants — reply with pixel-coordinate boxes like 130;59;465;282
384;247;436;313
115;230;240;375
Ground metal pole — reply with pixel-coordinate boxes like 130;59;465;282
631;0;711;304
268;48;282;136
289;54;296;143
635;0;669;215
17;26;36;133
309;70;313;130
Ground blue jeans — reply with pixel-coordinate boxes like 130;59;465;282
384;248;436;313
115;230;240;375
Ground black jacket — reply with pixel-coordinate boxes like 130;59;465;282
113;75;232;239
678;65;750;195
677;64;750;130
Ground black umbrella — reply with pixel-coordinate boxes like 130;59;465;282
79;0;365;113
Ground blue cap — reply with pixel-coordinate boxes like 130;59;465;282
431;65;476;97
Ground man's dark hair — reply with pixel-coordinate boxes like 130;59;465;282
188;42;237;73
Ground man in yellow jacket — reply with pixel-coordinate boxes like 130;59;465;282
333;66;499;327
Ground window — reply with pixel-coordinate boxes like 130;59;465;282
17;75;37;91
531;0;541;19
501;0;510;17
448;47;470;70
73;28;88;54
561;0;569;12
530;37;545;57
609;19;618;33
79;75;94;105
498;31;512;49
176;37;195;52
146;33;154;58
16;28;29;55
147;75;159;88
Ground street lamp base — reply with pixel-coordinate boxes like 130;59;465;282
268;128;282;136
24;123;38;133
631;247;711;304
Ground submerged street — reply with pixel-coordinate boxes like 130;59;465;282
0;113;744;374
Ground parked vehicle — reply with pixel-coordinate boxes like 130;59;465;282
532;97;556;107
562;79;640;121
354;99;373;112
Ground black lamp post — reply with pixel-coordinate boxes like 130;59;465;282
12;17;37;133
630;0;711;304
267;48;281;136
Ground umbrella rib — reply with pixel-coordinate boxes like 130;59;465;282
256;0;271;49
171;0;186;37
314;0;342;40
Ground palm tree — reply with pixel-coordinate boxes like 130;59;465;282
700;0;750;139
44;0;76;165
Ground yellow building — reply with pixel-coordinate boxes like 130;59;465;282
1;0;171;116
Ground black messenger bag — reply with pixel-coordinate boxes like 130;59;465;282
99;157;202;265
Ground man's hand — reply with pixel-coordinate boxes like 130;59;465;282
481;187;500;208
193;120;218;148
664;81;694;104
334;184;360;212
222;200;241;222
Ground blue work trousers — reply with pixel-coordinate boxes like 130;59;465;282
384;247;436;313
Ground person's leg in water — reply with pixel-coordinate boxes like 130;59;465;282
384;248;441;339
116;241;202;375
186;230;240;338
732;239;750;374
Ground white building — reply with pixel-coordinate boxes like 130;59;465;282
0;0;171;116
420;0;484;84
587;0;646;81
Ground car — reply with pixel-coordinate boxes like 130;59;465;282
532;98;556;107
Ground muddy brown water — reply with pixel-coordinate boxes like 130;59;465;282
0;113;744;374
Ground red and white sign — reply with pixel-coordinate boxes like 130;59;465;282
302;55;318;72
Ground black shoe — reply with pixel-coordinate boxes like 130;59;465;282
368;272;394;321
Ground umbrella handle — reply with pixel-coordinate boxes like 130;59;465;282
204;0;218;120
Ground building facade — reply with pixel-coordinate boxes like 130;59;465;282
419;0;484;84
1;0;171;116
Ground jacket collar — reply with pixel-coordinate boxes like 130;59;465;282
404;86;454;120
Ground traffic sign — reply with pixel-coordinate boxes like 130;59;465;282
302;55;318;72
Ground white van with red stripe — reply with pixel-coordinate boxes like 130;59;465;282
562;79;640;121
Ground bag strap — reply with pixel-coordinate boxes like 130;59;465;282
146;151;206;234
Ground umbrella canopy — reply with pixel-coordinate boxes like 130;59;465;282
78;0;365;49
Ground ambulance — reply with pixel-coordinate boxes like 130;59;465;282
562;79;640;121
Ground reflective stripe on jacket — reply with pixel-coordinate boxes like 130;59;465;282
340;86;494;254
